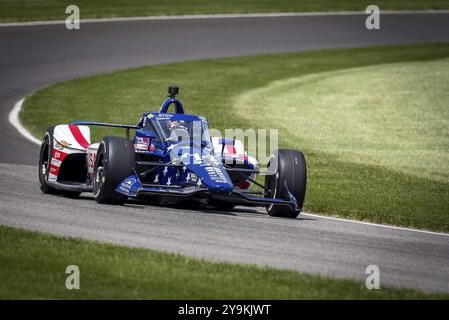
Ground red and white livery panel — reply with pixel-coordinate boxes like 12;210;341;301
48;124;91;182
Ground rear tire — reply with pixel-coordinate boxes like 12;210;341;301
38;126;80;197
264;149;307;218
93;136;134;205
39;127;57;194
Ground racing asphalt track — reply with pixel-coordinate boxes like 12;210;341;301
1;13;449;294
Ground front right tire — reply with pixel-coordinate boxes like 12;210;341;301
264;149;307;218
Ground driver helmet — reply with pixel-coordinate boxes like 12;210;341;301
168;120;188;132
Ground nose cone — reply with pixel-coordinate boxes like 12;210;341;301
186;161;234;195
177;144;234;194
208;181;234;194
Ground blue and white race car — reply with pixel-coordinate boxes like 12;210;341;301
38;86;306;218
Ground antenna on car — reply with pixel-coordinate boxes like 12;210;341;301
160;85;184;114
168;85;179;98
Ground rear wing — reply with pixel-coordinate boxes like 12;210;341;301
70;121;140;139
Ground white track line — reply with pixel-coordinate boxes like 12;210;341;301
9;98;41;145
302;212;449;237
1;10;449;27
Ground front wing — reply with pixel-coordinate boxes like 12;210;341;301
116;174;298;210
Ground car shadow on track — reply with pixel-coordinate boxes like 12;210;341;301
74;193;315;221
126;198;253;216
124;197;316;221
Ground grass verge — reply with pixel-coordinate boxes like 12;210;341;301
21;44;449;232
0;225;446;299
1;1;449;22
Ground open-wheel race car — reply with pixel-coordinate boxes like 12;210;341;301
39;86;307;218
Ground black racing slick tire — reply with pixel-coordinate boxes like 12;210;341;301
38;126;80;197
93;136;135;205
264;149;307;218
39;126;57;194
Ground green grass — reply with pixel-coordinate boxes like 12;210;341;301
21;44;449;232
1;0;449;22
234;58;449;229
0;225;446;299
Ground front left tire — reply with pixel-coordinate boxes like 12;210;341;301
93;136;135;205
